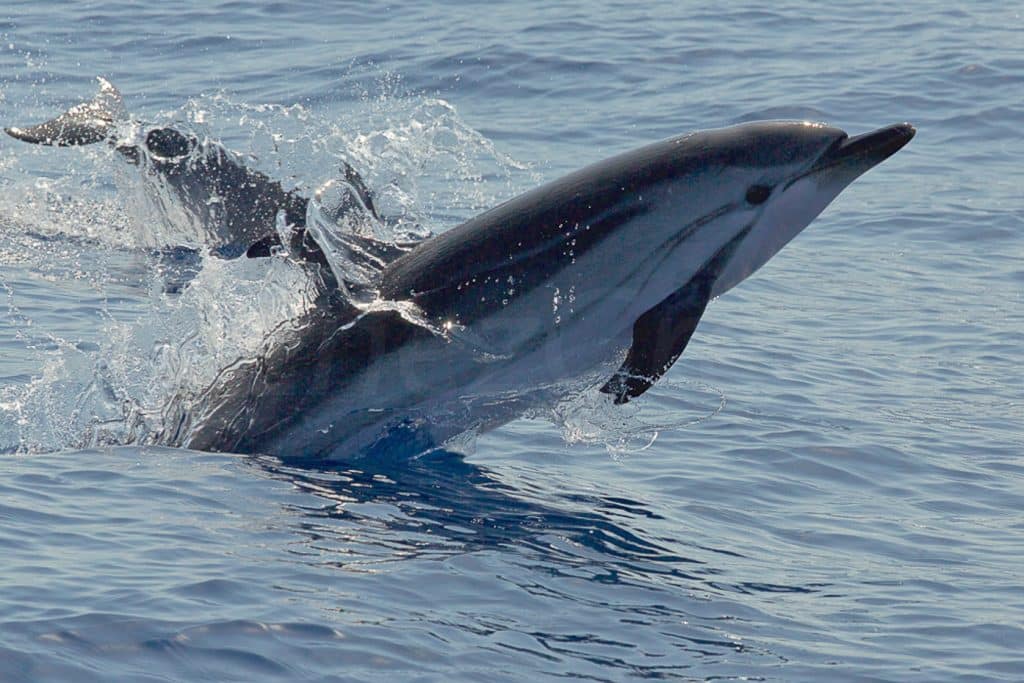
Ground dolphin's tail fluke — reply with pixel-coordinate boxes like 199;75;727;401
5;77;126;146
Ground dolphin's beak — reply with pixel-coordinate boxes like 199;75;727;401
812;122;916;176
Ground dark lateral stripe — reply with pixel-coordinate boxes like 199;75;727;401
404;200;651;323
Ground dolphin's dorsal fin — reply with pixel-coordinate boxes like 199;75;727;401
600;226;751;404
5;77;126;146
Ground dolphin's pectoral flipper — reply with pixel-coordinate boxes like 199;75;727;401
5;77;125;146
600;227;752;404
599;273;712;404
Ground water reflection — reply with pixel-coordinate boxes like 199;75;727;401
253;449;822;599
249;449;814;675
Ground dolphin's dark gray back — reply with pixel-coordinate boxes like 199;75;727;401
379;122;833;323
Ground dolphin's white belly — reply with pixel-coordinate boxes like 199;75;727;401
256;285;639;459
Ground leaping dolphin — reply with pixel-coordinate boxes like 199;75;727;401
6;81;914;459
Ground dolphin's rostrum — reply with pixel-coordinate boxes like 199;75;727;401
6;80;915;459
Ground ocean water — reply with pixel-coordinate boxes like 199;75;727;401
1;1;1022;681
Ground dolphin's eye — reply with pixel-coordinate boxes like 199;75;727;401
745;184;772;205
145;128;192;158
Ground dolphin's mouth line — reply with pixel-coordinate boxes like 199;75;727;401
831;122;916;164
780;123;916;194
810;123;916;177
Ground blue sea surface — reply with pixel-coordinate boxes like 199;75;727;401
1;1;1022;681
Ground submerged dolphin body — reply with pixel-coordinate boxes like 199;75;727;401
5;78;400;285
7;82;914;459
